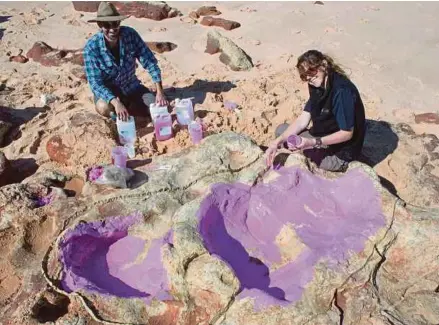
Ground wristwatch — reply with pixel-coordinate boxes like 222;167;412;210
314;137;323;148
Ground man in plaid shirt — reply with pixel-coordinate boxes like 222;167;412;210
84;2;168;121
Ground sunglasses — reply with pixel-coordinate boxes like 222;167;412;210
299;68;319;82
101;21;121;29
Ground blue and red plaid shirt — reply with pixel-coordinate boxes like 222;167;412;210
83;26;162;103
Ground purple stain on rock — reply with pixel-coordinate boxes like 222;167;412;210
59;212;172;302
198;167;386;310
87;165;104;182
35;193;54;207
224;100;238;111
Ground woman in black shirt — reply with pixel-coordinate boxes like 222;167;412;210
266;50;366;172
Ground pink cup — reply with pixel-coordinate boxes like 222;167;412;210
287;134;302;148
111;146;127;168
189;121;203;144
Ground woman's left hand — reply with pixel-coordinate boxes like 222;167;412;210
294;137;316;150
156;92;169;106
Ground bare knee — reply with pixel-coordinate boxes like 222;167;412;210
95;99;114;117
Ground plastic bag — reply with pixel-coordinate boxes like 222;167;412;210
88;165;135;189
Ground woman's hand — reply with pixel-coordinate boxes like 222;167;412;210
294;137;316;150
265;140;281;167
156;92;169;106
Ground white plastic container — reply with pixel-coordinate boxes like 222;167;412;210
149;103;169;124
116;116;137;146
175;98;194;126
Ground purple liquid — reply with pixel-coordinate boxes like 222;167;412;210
189;121;203;144
59;213;172;302
287;134;302;148
198;167;385;310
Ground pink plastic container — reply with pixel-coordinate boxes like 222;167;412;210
287;134;302;148
188;121;203;144
111;146;127;168
154;114;173;141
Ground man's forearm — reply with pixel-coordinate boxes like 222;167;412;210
155;81;164;94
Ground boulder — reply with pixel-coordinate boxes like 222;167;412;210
26;42;83;67
414;112;439;124
205;30;253;71
196;6;222;16
201;16;241;31
72;1;182;20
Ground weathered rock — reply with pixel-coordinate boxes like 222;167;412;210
201;16;241;31
45;111;115;174
415;112;439;124
72;1;182;20
364;121;439;207
8;50;28;64
146;41;178;53
26;42;83;67
205;30;253;71
196;6;222;16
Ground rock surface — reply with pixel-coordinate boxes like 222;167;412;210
201;16;241;31
205;30;253;71
72;1;182;20
0;120;13;146
1;132;439;325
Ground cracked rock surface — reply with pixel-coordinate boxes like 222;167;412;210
1;132;438;325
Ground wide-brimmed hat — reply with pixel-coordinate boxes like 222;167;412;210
87;2;129;23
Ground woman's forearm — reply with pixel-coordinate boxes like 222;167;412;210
275;112;311;143
321;129;353;146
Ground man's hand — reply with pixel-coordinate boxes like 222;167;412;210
111;98;129;121
156;92;169;106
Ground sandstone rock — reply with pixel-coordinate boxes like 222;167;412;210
414;112;439;124
5;131;439;325
146;41;178;53
45;111;115;174
72;1;181;20
201;16;241;31
26;42;83;67
205;30;253;71
196;6;222;16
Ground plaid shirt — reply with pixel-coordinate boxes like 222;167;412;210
83;26;162;103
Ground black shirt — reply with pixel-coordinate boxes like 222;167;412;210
304;71;366;159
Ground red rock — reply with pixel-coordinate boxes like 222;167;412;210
414;113;439;125
200;16;241;31
72;1;181;21
9;55;28;63
146;41;177;53
189;11;199;19
196;6;222;16
71;1;100;12
46;135;72;165
26;42;84;67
